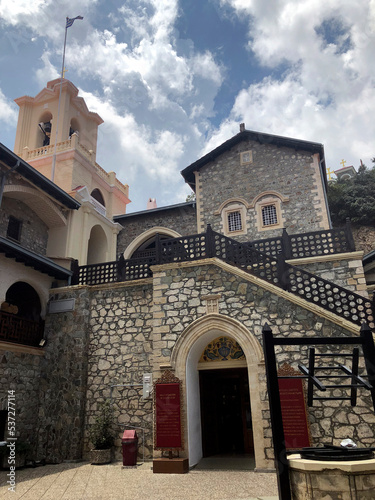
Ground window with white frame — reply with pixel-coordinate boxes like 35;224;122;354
261;204;278;226
227;210;242;232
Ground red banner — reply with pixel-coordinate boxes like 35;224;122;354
155;383;182;449
278;378;310;449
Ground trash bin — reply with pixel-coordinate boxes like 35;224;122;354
122;430;138;466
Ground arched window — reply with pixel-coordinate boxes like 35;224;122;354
37;112;53;148
91;189;106;207
69;117;80;138
250;191;289;232
215;198;249;237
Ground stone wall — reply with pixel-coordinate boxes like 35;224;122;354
36;287;91;462
196;140;327;241
0;347;42;455
84;280;154;461
116;203;196;256
152;260;374;465
0;197;48;255
352;225;375;256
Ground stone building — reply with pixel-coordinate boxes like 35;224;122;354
1;80;374;471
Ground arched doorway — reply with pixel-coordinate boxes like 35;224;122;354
3;282;42;321
198;337;253;458
87;225;108;264
1;282;44;346
171;315;268;470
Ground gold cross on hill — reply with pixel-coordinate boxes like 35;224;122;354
327;168;335;180
340;159;346;168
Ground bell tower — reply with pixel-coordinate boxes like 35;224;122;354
13;79;131;265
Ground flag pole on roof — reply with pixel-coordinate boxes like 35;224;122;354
51;15;83;183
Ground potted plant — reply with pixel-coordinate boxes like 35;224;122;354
89;400;115;465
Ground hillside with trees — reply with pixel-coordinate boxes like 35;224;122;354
327;159;375;254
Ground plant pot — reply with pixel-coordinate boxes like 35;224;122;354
90;448;111;465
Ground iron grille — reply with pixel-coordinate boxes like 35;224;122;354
0;311;44;347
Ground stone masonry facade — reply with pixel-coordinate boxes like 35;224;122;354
116;203;197;256
152;260;374;465
0;197;48;255
1;257;374;466
195;140;327;241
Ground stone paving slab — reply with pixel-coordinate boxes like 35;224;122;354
0;462;279;500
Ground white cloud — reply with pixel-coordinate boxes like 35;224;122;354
35;51;59;87
0;89;17;124
210;0;375;170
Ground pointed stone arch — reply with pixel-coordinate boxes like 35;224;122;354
169;313;270;470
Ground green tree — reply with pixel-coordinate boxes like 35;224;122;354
327;159;375;226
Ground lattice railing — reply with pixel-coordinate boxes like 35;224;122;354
210;231;280;286
159;233;207;263
75;257;154;286
72;224;372;327
250;221;355;260
0;312;44;347
284;265;373;328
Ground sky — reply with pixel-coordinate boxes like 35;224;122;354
0;0;374;213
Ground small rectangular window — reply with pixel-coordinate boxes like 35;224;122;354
227;211;242;232
240;151;253;164
7;216;22;242
262;204;278;226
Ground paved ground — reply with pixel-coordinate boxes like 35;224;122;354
0;461;279;500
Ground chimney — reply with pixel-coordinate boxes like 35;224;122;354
240;123;245;132
147;198;157;210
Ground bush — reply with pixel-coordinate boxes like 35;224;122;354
89;400;115;450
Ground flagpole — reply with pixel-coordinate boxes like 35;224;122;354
51;20;68;183
50;16;83;182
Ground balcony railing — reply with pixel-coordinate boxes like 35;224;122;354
0;311;44;347
71;224;373;329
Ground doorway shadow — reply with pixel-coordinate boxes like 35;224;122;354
193;453;255;471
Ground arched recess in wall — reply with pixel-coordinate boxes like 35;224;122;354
87;225;108;265
91;188;106;207
123;227;181;259
1;282;42;322
37;111;53;148
69;117;80;138
170;314;267;469
3;185;67;227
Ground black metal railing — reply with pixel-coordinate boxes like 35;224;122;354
0;311;44;347
250;219;355;259
71;223;372;327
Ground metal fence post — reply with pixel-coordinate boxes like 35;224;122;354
281;228;292;260
206;224;215;258
70;259;80;285
262;323;291;500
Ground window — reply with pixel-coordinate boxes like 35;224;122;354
240;150;253;164
261;204;278;226
227;210;242;232
6;216;22;242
